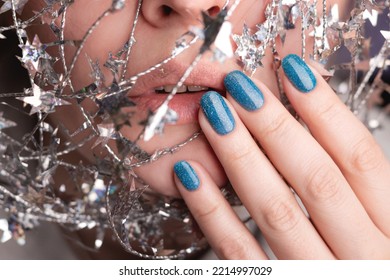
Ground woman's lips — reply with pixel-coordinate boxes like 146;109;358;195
130;91;208;125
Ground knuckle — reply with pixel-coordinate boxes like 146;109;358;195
263;198;301;234
215;233;253;260
193;201;220;224
304;163;342;203
315;101;339;123
221;143;255;168
261;113;291;139
349;137;384;173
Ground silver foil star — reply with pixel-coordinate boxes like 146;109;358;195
17;84;70;114
213;21;234;62
143;104;178;141
92;123;119;148
19;35;51;73
233;24;264;73
0;0;29;15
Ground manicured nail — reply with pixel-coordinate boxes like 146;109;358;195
174;161;200;191
282;54;317;93
201;91;235;135
224;70;264;111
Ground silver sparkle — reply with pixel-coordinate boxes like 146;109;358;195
0;0;389;260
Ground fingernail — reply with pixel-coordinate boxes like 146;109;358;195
224;70;264;111
174;161;200;191
201;91;235;135
282;54;317;93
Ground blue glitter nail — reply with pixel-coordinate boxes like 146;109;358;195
282;54;317;93
201;91;235;135
224;70;264;111
174;161;200;191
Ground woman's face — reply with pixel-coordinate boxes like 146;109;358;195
23;0;328;196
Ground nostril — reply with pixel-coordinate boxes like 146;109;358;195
161;5;173;16
207;6;221;17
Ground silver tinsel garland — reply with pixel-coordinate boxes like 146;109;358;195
0;0;389;259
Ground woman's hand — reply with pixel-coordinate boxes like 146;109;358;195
173;54;390;259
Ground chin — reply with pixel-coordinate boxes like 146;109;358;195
134;134;228;197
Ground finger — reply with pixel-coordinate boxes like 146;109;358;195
173;160;267;260
281;54;390;236
222;70;387;259
199;91;334;259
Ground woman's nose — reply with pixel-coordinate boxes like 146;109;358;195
142;0;228;28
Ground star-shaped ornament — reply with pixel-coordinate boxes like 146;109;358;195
19;35;51;74
363;9;379;26
0;0;29;15
190;8;232;59
17;84;70;114
143;104;178;141
380;30;390;42
92;123;119;148
233;24;264;73
212;20;234;62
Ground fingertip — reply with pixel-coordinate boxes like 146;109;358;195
200;91;236;135
281;54;317;94
173;160;200;192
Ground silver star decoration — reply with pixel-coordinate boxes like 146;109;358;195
233;24;264;73
301;2;316;30
172;31;195;56
255;20;269;42
363;8;379;26
310;4;343;60
36;58;61;87
92;123;119;148
143;104;178;141
88;56;106;90
381;30;390;42
192;9;228;54
0;0;28;15
36;165;57;188
17;84;70;114
213;21;234;62
103;52;126;79
18;35;51;76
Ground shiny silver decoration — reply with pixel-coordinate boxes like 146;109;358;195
0;0;389;259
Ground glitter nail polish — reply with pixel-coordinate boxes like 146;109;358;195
224;70;264;111
174;161;200;191
201;91;235;135
282;54;317;93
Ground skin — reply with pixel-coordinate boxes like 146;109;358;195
23;0;390;259
24;0;273;196
177;66;390;259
